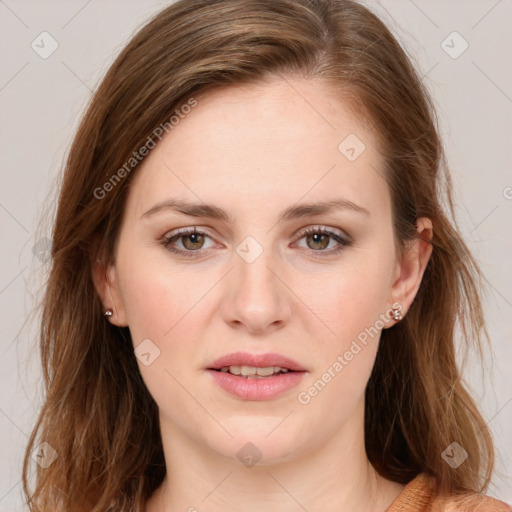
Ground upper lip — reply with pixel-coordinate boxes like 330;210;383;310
208;352;307;372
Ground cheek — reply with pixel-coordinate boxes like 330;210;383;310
115;257;214;415
292;249;394;407
115;249;220;391
296;255;393;350
294;275;385;423
117;251;212;344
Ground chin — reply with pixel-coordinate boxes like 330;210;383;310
206;421;310;467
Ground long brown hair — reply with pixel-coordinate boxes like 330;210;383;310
23;0;495;510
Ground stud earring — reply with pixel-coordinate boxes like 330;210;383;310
391;307;402;321
104;308;113;317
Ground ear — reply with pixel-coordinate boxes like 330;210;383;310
91;257;128;327
386;217;433;325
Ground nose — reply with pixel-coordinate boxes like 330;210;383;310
219;249;292;335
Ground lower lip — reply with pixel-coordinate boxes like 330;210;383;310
207;370;306;400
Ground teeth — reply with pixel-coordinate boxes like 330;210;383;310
252;366;274;377
219;365;290;377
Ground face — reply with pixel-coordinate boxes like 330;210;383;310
98;78;430;465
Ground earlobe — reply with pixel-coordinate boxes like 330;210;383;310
387;217;433;323
91;259;128;327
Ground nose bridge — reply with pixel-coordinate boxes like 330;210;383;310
220;235;291;332
234;236;280;306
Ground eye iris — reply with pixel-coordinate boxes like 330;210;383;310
182;233;204;250
307;233;329;250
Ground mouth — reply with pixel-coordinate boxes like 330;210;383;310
206;352;307;400
213;365;293;378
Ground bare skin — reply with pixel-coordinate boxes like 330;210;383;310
94;77;432;511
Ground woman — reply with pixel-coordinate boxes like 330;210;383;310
23;0;511;510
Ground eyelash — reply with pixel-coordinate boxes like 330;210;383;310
161;226;352;259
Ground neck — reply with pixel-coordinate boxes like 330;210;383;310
146;404;404;512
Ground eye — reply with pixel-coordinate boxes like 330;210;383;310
162;227;216;257
293;226;351;256
161;225;352;259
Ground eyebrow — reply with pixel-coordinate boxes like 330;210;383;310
141;197;370;222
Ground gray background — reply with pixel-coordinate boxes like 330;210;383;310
0;0;511;509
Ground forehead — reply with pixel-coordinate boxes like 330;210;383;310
125;78;389;219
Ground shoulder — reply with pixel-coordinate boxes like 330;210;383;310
387;473;512;512
435;492;512;512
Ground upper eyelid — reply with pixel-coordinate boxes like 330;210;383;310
299;225;349;239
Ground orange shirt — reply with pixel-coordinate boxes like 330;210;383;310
386;473;511;512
